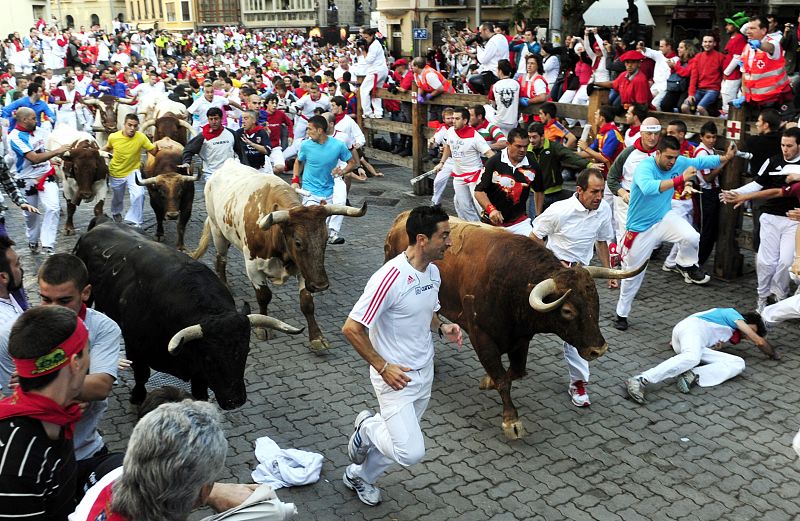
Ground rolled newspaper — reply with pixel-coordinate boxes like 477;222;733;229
580;124;592;144
410;168;439;185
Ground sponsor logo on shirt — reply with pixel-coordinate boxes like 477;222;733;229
415;284;434;295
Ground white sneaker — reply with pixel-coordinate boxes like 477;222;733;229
343;466;381;506
347;410;373;464
568;380;591;407
757;297;768;315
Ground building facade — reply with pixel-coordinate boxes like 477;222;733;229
2;0;50;39
51;0;127;32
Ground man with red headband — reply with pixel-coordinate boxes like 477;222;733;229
0;306;92;519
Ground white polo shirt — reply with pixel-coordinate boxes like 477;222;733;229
349;253;441;370
532;194;614;265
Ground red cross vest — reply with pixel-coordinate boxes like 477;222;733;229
741;44;790;103
414;66;455;94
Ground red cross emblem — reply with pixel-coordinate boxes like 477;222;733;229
726;120;742;141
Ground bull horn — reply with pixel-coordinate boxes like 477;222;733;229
82;98;101;107
323;202;367;217
168;324;203;354
178;118;198;136
583;262;649;280
140;119;156;133
179;174;200;182
62;150;71;158
257;210;291;230
247;314;305;334
134;170;158;186
528;278;572;313
115;97;136;105
98;150;112;159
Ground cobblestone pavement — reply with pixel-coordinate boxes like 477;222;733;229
8;164;800;521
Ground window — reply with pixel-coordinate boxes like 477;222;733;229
166;2;176;21
158;0;163;18
66;14;74;28
91;13;100;25
144;0;149;19
181;0;191;20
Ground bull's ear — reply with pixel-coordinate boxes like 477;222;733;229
240;301;251;315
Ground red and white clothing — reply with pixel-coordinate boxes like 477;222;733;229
624;125;640;147
50;86;83;129
447;126;490;222
518;73;548;101
430;125;454;206
291;93;331;140
360;39;389;118
721;32;747;107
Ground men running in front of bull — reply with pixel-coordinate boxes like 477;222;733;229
182;107;237;181
531;169;615;407
8;107;70;254
626;308;774;404
432;107;495;222
342;205;462;506
103;113;158;227
613;137;735;331
474;128;537;236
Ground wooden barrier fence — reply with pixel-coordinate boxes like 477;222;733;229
356;88;754;280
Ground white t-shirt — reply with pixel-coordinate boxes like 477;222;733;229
349;253;441;369
532;194;614;265
187;95;229;127
491;78;520;129
446;126;491;175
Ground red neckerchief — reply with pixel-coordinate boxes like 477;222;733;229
678;140;693;157
633;137;656;154
79;303;87;320
627;125;640;136
0;388;82;439
334;113;346;124
454;125;476;139
86;480;129;521
474;119;489;131
729;330;741;345
245;125;265;137
202;124;224;141
598;122;619;135
664;52;677;60
76;74;84;82
15;123;30;134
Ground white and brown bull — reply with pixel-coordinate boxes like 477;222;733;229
137;91;190;124
192;158;367;350
384;213;646;439
46;125;110;235
82;94;137;146
135;136;197;250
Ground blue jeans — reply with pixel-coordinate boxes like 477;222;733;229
695;89;719;109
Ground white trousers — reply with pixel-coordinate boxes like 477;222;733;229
327;177;347;234
616;210;700;318
283;138;303;161
502;218;533;236
665;198;694;267
762;294;800;325
109;170;146;225
57;110;78;129
360;71;388;118
270;147;286;171
453;177;480;222
640;317;745;388
431;160;454;205
720;79;742;109
603;189;616;241
612;196;629;246
21;178;60;248
349;364;433;485
651;84;667;111
756;213;798;300
564;342;589;384
293;118;308;141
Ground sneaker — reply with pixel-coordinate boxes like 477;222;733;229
756;297;768;315
626;376;647;404
328;231;345;245
343;467;381;506
41;246;55;256
569;380;591;407
676;264;710;285
28;242;40;254
661;263;679;273
676;370;699;394
613;314;628;331
112;213;123;223
347;410;373;465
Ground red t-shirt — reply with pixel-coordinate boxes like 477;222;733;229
612;70;652;107
723;33;747;81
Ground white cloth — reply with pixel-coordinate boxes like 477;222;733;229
447;127;490;175
251;436;324;489
665;198;694;267
532;195;614;265
477;34;510;74
109;169;145;225
327;177;347;234
503;218;533;237
188;95;230;128
640;316;745;387
564;342;589;384
431;160;453;206
757;213;798;300
21;178;60;248
359;71;387;118
453;176;481;222
491;78;520;131
762;294;800;325
616;210;700;318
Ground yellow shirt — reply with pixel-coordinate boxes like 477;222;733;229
107;131;155;178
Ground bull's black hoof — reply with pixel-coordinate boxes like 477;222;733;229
129;391;146;405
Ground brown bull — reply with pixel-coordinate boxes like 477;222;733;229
83;94;136;133
61;140;110;235
140;114;196;146
135;136;196;250
384;212;644;439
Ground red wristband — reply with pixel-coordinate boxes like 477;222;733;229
672;175;685;193
486;204;497;214
291;176;300;184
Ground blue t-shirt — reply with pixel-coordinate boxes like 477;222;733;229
693;308;743;329
298;136;352;198
627;154;721;232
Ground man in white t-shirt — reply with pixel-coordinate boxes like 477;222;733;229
489;59;520;137
433;107;495;222
342;206;462;506
187;81;239;130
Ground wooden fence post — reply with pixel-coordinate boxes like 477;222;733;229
411;94;431;195
713;104;747;280
586;89;609;128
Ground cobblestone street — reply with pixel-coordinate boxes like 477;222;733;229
9;164;800;521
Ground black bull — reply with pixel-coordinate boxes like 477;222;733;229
74;221;303;409
383;212;644;439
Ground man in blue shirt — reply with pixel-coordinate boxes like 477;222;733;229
614;136;735;331
626;308;775;404
1;84;56;130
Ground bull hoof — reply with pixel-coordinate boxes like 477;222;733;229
253;327;273;341
177;244;186;252
309;337;330;353
479;375;496;390
502;419;526;439
64;227;75;236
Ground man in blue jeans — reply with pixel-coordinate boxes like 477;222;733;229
681;35;724;116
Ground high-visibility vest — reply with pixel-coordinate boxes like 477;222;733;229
518;73;549;98
414;66;455;94
741;44;790;103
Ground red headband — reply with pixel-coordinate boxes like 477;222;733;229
14;318;88;378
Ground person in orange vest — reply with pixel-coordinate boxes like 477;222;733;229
411;57;454;103
738;15;792;108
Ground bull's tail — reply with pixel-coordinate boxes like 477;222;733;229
191;218;211;260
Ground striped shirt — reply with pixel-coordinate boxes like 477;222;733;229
0;417;78;520
349;253;440;369
473;119;506;146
